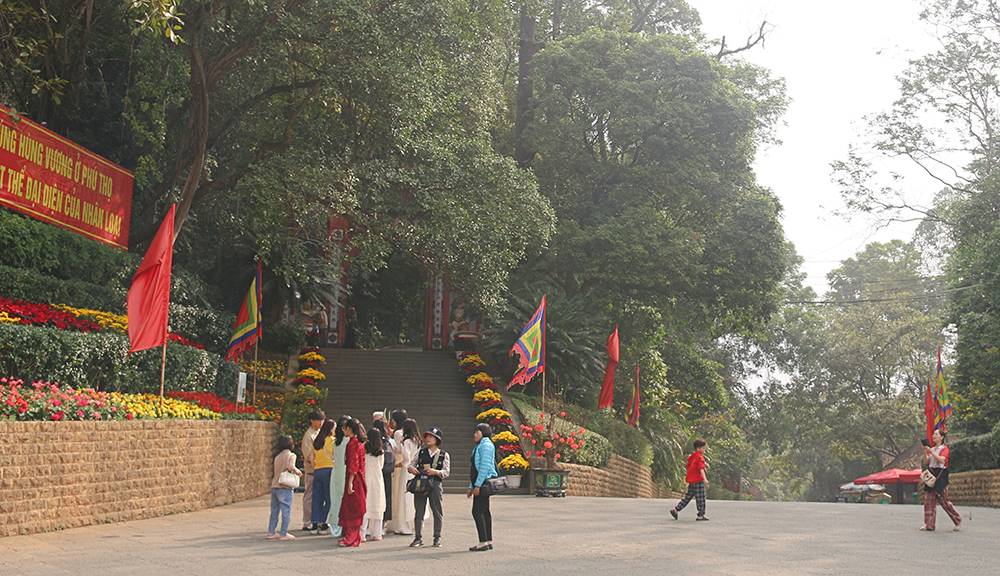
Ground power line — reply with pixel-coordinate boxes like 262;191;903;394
785;285;979;305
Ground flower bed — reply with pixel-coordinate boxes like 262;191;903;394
291;346;326;386
238;358;287;384
1;377;134;421
459;352;527;468
3;298;205;348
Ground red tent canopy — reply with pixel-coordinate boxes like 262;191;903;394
854;468;922;485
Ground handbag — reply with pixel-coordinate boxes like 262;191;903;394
278;452;299;489
921;468;939;488
406;451;441;495
481;476;509;496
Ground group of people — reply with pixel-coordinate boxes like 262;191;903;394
268;408;500;550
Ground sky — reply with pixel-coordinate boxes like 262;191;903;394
688;0;942;295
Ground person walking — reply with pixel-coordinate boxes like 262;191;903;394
467;423;498;552
408;427;450;548
268;435;303;541
393;418;423;535
301;409;325;531
327;415;350;538
337;418;367;547
921;429;962;531
360;427;387;542
310;419;336;535
373;418;394;534
670;438;709;521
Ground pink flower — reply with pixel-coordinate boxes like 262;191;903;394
126;413;134;420
92;412;101;420
76;410;84;418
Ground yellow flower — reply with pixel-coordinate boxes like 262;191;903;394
476;408;511;421
491;431;520;445
473;389;502;403
297;368;325;381
467;373;493;386
53;304;129;334
459;354;484;367
298;352;326;364
0;312;20;324
498;454;529;473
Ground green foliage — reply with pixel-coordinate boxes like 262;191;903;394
0;323;235;396
347;253;426;349
949;433;999;474
0;265;127;312
511;396;612;468
0;209;135;290
260;321;304;356
279;384;328;464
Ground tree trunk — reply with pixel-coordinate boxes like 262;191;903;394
513;3;536;167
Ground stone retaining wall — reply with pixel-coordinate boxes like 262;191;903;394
948;469;1000;507
0;420;278;537
563;454;679;499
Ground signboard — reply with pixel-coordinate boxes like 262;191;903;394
237;372;247;404
0;105;133;250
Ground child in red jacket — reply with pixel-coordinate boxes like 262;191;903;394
670;439;708;521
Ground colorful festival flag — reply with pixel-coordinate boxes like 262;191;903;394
225;261;263;362
127;204;175;354
625;364;640;429
597;326;619;408
925;378;935;443
508;295;546;388
933;349;951;433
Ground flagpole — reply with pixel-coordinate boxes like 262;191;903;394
252;339;258;407
159;341;167;417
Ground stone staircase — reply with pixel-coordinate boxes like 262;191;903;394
316;348;478;493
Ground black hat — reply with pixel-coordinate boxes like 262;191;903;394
423;427;443;444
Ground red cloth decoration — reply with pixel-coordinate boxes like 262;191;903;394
597;326;619;408
127;205;175;354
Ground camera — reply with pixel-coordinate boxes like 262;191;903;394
921;438;931;447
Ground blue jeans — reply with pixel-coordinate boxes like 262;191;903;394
311;467;332;525
269;488;293;536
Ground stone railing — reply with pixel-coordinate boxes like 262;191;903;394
562;454;679;499
0;420;278;537
948;469;1000;507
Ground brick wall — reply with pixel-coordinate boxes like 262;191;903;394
562;454;680;499
0;420;278;537
948;469;1000;507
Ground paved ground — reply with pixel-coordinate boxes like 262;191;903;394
1;494;994;576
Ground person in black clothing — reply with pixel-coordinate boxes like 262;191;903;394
373;418;393;532
407;427;450;548
343;307;358;349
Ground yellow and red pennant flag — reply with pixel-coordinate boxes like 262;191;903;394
625;364;640;429
508;295;546;388
224;261;262;362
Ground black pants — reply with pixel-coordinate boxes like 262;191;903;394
675;481;706;516
382;470;392;521
414;483;443;540
471;492;492;542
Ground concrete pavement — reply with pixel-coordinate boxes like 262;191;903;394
1;493;995;576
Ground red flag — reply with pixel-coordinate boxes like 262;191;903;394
127;205;175;354
924;378;934;443
598;326;619;408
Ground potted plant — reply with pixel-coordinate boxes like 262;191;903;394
498;454;530;488
519;412;586;497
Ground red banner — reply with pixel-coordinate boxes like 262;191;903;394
0;105;133;250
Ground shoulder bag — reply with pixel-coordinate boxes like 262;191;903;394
278;453;299;489
481;476;509;496
920;468;939;487
407;451;441;495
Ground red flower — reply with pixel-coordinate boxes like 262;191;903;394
535;424;544;432
559;411;566;417
544;441;552;449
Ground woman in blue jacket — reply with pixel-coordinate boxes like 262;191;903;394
467;422;498;551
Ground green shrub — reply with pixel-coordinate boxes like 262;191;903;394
169;303;235;355
262;320;305;354
280;384;328;464
0;208;135;286
0;264;127;311
511;396;612;468
510;392;652;466
949;432;999;473
0;322;234;396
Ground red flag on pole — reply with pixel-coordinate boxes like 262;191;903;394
127;204;175;354
598;326;619;408
924;378;935;443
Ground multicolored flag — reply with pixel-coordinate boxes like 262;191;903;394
625;364;640;429
224;261;263;362
508;295;545;389
127;204;175;354
933;349;951;433
924;378;935;443
597;326;619;408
